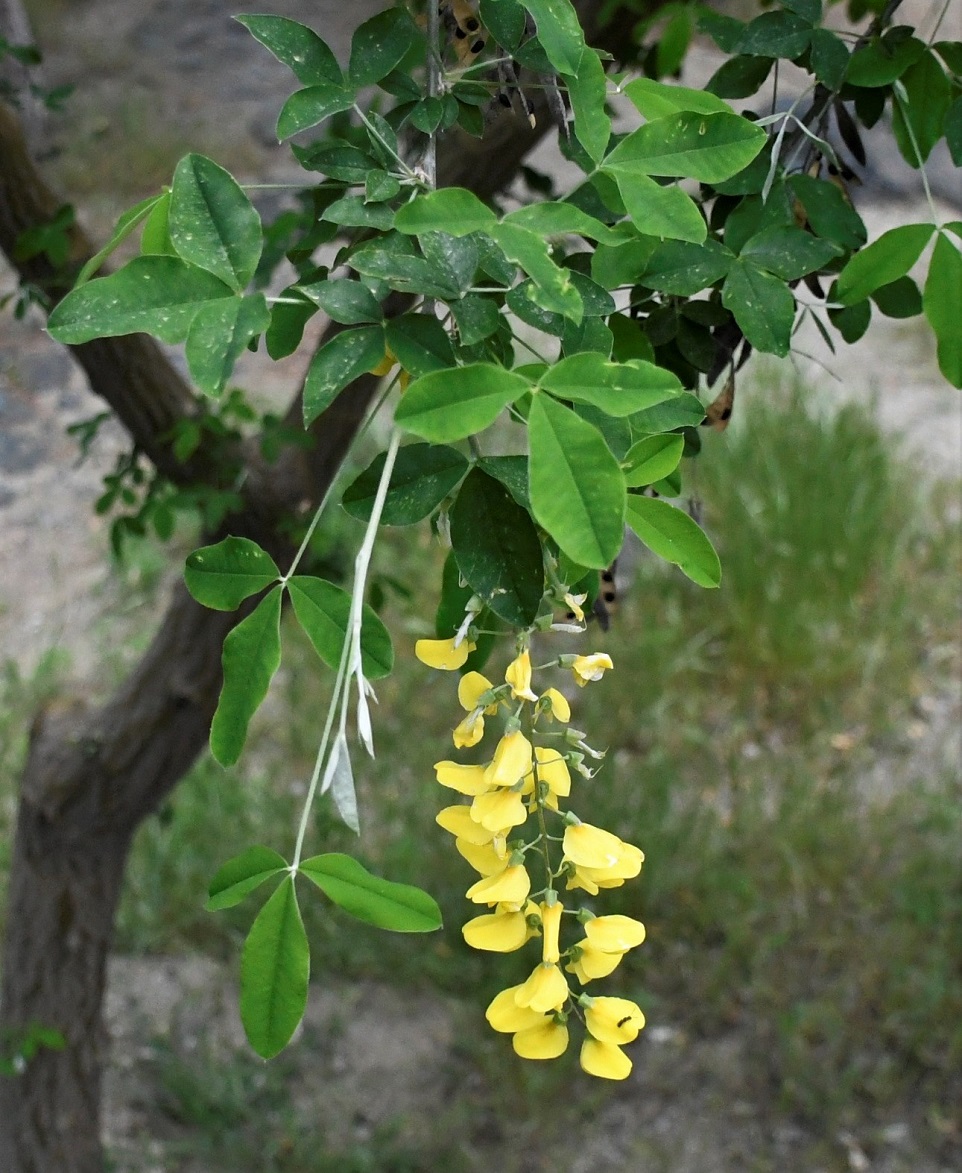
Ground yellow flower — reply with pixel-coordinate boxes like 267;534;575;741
458;671;496;711
505;650;538;702
436;805;496;845
563;822;642;871
486;985;545;1034
565;944;624;983
570;653;613;687
563;592;587;623
463;901;537;952
453;711;485;749
580;1037;632;1080
514;962;569;1013
584;997;646;1045
455;837;508;876
415;637;476;670
483;730;533;788
541;687;571;723
470;787;528;833
540;899;563;965
369;349;396;377
523;747;571;810
584;914;646;953
513;1020;569;1060
466;864;531;906
434;761;490;796
565;842;643;895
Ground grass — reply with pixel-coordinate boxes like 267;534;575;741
2;377;960;1167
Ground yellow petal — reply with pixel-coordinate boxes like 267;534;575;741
566;942;624;981
486;986;544;1034
436;805;495;845
455;837;508;876
505;650;538;702
466;864;531;905
584;914;646;953
584;997;646;1045
563;822;626;869
580;1037;632;1080
458;671;494;711
564;866;600;896
369;350;396;377
512;1020;569;1060
434;761;490;795
541;687;571;723
483;730;533;788
415;637;476;670
471;788;528;833
452;711;485;748
514;963;569;1013
563;592;586;623
534;747;571;798
540;899;563;965
570;653;613;687
463;907;530;952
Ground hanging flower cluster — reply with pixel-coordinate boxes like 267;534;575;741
415;634;646;1079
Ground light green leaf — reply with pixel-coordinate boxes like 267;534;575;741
519;0;584;74
394;188;496;237
528;394;625;569
539;353;683;416
299;853;443;932
605;111;767;184
240;876;309;1059
602;168;707;244
206;846;289;912
623;434;685;487
835;223;934;305
235;15;342;86
169;154;262;293
394;363;531;443
342;443;469;526
185;536;280;611
564;48;610;165
321;195;395;231
502;202;624;245
276;84;355;139
47;256;235;345
623;78;731;119
489;222;583;320
185;293;271;398
349;7;421;87
630;392;706;434
76;194;163;285
924;233;962;388
303;325;386;427
626;495;720;587
288;576;394;679
722;260;795;356
210;586;283;767
141;191;175;256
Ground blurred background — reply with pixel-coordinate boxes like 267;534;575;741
0;0;960;1170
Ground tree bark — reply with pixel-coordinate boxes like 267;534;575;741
0;0;662;1166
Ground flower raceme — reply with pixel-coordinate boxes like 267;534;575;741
415;638;646;1079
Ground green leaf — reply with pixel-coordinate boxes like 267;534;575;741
235;15;341;85
787;175;866;250
479;455;530;509
47;256;234;345
528;394;625;569
299;278;384;325
394;363;531;443
449;468;544;627
736;11;810;59
240;876;309;1059
293;141;379;182
625;495;720;587
835;223;934;305
185;536;281;611
630;392;705;433
394;188;496;237
419;232;480;295
299;853;442;932
809;28;849;90
480;0;526;51
602;169;707;244
605;111;767;184
342;443;469;526
780;0;821;22
210;586;283;767
739;225;842;280
349;7;421;87
276;84;354;139
944;96;962;168
76;194;162;285
539;353;683;416
706;54;773;99
871;275;922;319
623;78;730;119
303;325;386;426
206;846;289;912
350;241;460;299
639;238;733;294
451;295;502;345
892;51;952;166
590;236;657;290
287;576;394;678
141;191;175;256
169;154;262;293
266;290;317;360
924;233;962;388
384;313;456;378
519;0;584;75
623;434;685;487
185;293;271;398
722;259;795;356
489;222;583;320
828;299;871;344
847;34;925;87
564;48;610;165
502;202;624;245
